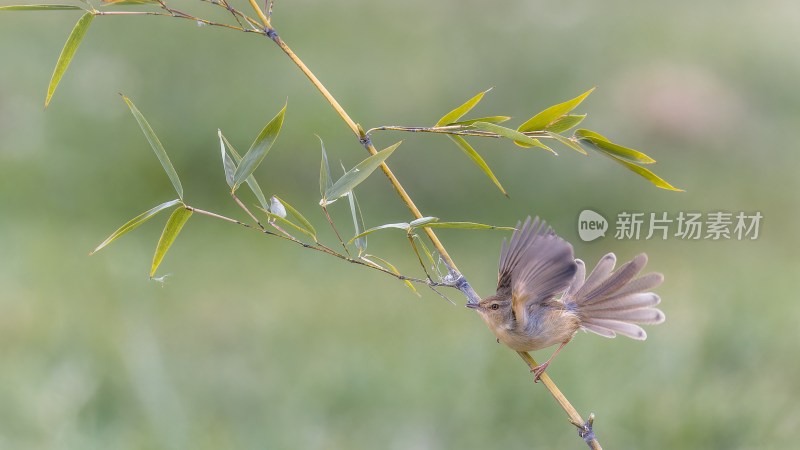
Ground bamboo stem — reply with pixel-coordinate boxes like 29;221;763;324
249;2;600;447
518;352;602;449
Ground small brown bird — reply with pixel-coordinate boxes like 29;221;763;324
468;216;665;380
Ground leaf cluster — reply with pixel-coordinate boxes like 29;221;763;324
425;88;681;193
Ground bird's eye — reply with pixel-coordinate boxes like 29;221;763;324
490;304;500;310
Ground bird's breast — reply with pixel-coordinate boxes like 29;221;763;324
500;308;580;352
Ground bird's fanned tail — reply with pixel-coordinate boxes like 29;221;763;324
565;253;665;340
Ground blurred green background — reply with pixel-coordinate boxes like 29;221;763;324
1;0;798;448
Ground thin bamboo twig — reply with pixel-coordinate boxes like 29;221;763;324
204;0;247;29
95;7;251;33
187;205;444;287
231;192;265;229
407;234;435;282
267;218;295;239
321;205;351;257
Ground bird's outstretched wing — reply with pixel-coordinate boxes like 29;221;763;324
497;216;577;320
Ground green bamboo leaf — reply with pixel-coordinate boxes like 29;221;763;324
517;88;595;132
323;141;401;205
362;254;420;298
218;129;236;188
122;95;184;200
232;102;286;189
421;222;515;230
548;132;588;155
603;154;684;192
273;195;316;241
574;129;656;164
0;4;81;10
448;135;509;197
529;140;556;154
150;206;193;277
412;234;438;273
45;12;93;108
447;116;510;126
347;191;367;253
472;122;555;153
435;88;492;126
219;132;268;210
359;255;388;272
348;222;410;244
409;216;439;228
90;199;180;255
318;136;333;199
545;114;586;133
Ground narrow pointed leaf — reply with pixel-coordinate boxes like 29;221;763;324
90;199;180;255
122;95;183;200
0;4;81;10
448;116;511;126
412;234;438;273
409;216;439;227
512;138;554;152
45;12;93;108
362;254;420;298
447;135;509;196
233;103;286;189
218;129;236;187
273;195;316;241
545;114;586;133
421;221;515;230
518;88;595;132
548;132;588;155
359;255;388;272
530;140;556;154
435;88;492;126
574;129;656;164
318;136;332;198
324;141;401;204
220;132;268;210
347;191;367;253
348;222;410;244
472;122;555;154
150;206;193;277
603;154;683;192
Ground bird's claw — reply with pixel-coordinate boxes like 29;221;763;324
530;363;548;383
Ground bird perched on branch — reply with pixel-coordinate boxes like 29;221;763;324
467;216;665;381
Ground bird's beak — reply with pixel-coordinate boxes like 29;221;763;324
465;303;480;310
